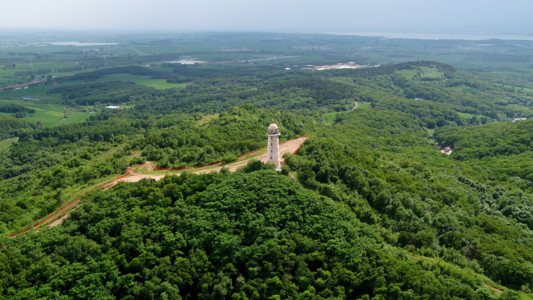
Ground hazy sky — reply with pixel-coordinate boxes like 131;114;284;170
2;0;532;33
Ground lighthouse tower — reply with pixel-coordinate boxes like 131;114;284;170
266;123;281;169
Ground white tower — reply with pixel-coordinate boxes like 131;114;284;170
266;123;281;169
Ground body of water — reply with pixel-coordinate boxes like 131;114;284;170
327;32;533;41
46;42;119;46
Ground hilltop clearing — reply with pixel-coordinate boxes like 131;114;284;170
11;136;307;233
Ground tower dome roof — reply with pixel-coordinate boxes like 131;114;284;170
268;123;279;130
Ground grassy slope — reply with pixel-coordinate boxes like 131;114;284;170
0;99;91;127
6;145;126;231
0;137;18;151
397;246;533;300
396;69;419;79
197;113;220;126
0;71;187;128
324;103;371;125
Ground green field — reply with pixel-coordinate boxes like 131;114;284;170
324;112;336;125
0;85;61;101
0;71;188;128
324;103;371;125
26;111;92;127
356;102;371;109
0;99;90;127
504;85;533;93
0;60;101;89
0;79;92;102
197;113;220;126
0;137;18;151
457;112;488;120
458;112;475;119
396;69;419;79
0;71;187;128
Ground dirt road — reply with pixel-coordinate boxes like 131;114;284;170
7;136;308;234
48;204;82;227
9;196;82;237
117;136;307;184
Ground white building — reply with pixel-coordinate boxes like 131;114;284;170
266;123;281;169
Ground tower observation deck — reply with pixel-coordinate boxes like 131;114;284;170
266;123;281;169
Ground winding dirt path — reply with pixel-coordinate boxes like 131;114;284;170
10;137;308;236
9;197;83;237
48;204;82;227
114;136;307;185
484;284;503;294
353;101;358;110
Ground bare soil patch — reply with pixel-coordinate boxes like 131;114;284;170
116;137;307;184
484;284;503;294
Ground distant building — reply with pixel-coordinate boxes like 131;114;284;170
313;62;380;71
440;146;453;155
105;106;121;109
218;48;253;52
414;98;424;100
512;118;527;122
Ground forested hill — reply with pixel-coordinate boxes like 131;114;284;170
49;61;533;121
0;170;515;299
3;60;533;299
435;120;533;160
0;107;312;235
435;119;533;185
49;81;157;105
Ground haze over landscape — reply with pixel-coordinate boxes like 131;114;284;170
2;0;533;34
3;1;533;300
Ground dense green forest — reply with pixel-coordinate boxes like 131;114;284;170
2;59;533;299
285;109;533;292
44;62;533;122
49;81;157;105
1;169;518;299
66;66;167;82
0;115;36;141
435;120;533;187
0;104;36;119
